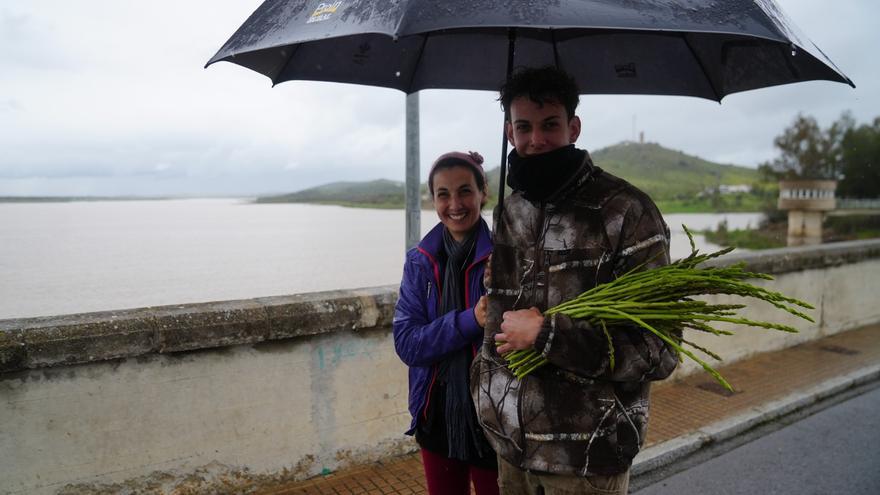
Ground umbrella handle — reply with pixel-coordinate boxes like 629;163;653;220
495;28;516;226
489;29;515;320
497;120;509;214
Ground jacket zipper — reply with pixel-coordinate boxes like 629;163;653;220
463;252;491;308
422;366;439;420
421;266;441;420
464;253;490;358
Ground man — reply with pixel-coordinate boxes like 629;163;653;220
471;66;680;494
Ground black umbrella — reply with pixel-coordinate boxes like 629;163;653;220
206;0;852;99
206;0;853;230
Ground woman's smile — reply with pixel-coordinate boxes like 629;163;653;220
432;166;486;241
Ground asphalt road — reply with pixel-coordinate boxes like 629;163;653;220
633;385;880;495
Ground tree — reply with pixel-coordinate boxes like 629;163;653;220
838;117;880;198
759;113;854;181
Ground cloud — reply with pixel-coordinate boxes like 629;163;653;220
0;9;67;71
0;99;23;113
0;0;876;196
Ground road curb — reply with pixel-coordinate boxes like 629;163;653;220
632;364;880;477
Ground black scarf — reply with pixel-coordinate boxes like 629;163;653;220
438;227;492;461
506;144;585;202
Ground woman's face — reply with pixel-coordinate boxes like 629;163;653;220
431;166;486;242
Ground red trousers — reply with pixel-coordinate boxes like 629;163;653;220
420;448;500;495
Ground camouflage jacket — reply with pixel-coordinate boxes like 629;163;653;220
471;150;679;476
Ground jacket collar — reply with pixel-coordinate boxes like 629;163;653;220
419;217;492;263
544;148;597;206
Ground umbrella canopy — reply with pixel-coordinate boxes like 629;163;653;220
206;0;853;101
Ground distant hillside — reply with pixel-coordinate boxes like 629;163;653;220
0;196;170;203
591;142;760;200
255;179;404;208
255;142;763;209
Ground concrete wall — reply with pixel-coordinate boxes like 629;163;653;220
672;240;880;377
1;288;411;494
2;240;879;494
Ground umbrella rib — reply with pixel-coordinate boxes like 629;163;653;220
405;33;430;93
681;33;721;102
271;44;301;87
809;43;856;88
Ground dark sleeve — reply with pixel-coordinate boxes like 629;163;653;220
533;195;680;382
392;256;483;368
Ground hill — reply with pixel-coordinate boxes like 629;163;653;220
590;141;760;200
255;179;404;208
255;142;766;211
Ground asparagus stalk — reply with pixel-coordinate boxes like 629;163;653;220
502;225;814;391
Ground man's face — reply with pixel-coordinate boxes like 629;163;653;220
506;96;581;157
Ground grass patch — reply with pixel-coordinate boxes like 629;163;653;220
703;225;786;250
276;199;405;209
656;193;773;214
824;215;880;243
703;214;880;250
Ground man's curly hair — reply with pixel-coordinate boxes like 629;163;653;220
499;66;580;121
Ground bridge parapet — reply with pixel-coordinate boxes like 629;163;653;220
0;286;397;373
2;240;880;494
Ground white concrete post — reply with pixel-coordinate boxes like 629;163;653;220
777;180;837;246
405;92;420;251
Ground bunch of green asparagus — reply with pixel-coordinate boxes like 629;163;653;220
503;226;814;391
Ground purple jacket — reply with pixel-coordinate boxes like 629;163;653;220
392;218;492;434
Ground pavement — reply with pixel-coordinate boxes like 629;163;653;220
257;324;880;495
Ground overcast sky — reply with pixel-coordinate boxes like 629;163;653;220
1;0;876;197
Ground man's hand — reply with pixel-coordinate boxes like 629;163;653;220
475;295;488;328
495;307;543;354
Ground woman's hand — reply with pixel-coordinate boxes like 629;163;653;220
483;254;492;287
475;295;488;328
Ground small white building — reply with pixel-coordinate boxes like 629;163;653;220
718;184;752;194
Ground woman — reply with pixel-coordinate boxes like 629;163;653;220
392;151;498;495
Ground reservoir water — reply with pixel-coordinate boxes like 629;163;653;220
0;199;763;319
